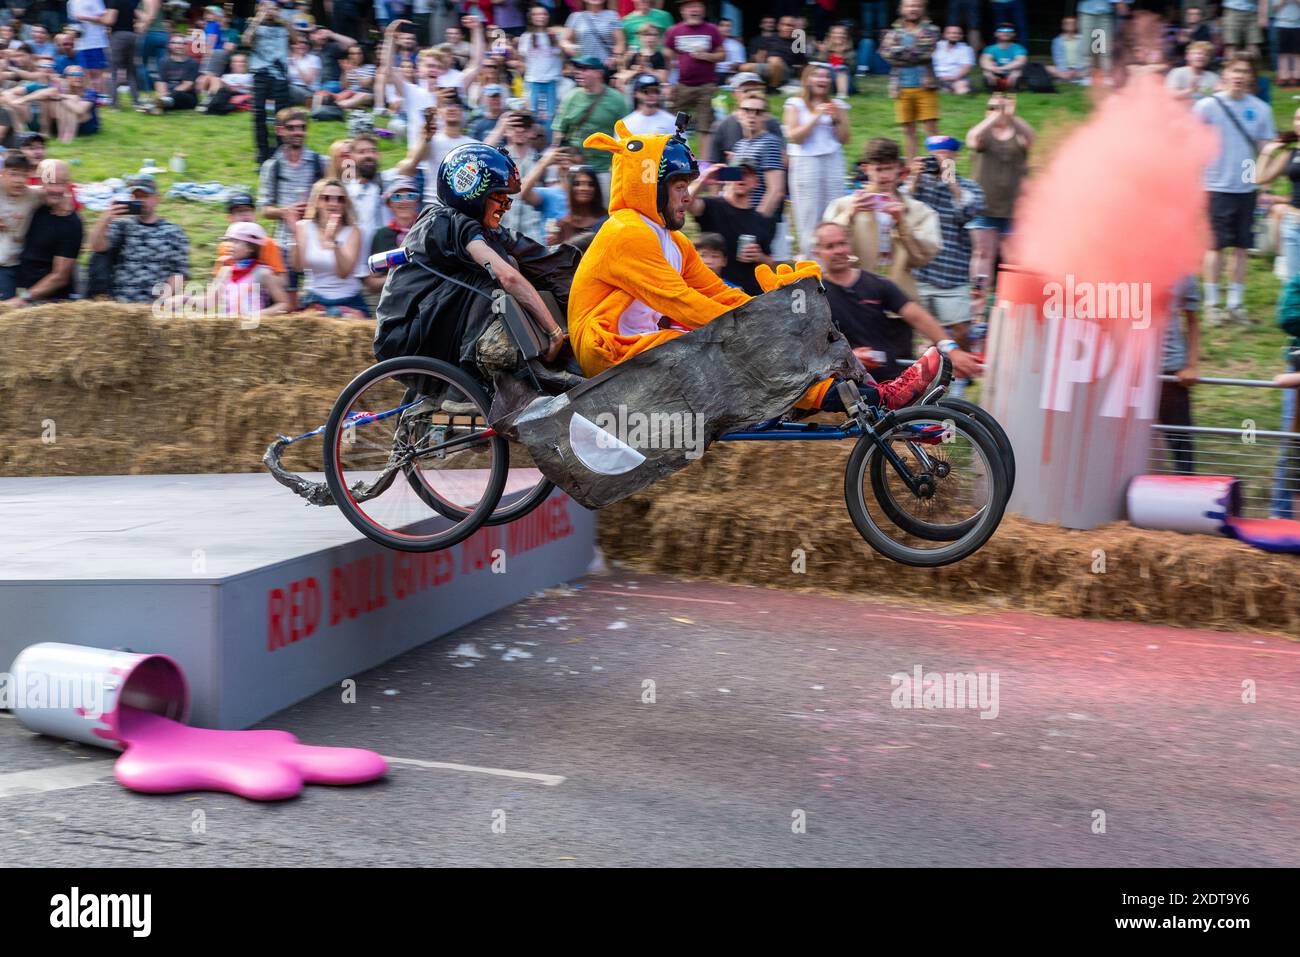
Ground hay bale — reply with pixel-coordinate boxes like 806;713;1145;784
599;438;1300;635
0;305;374;477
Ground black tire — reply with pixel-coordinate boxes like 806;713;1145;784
323;356;508;553
939;396;1016;498
845;405;1008;567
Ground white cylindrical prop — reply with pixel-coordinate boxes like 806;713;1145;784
9;643;189;750
1126;474;1241;535
984;266;1167;530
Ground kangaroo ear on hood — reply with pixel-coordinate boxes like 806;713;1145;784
583;131;623;154
613;118;632;141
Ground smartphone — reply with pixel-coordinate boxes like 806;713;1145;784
715;166;744;182
122;200;143;216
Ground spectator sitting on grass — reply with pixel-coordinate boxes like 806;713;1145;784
694;232;736;286
1049;16;1090;85
217;191;286;276
145;32;199;113
316;43;374;112
198;51;254;114
21;64;103;143
89;173;190;303
980;23;1027;92
933;25;976;95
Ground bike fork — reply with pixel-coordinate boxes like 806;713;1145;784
836;381;930;497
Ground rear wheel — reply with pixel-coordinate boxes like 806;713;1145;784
323;356;508;552
845;405;1007;567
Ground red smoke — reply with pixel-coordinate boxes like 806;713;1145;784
1005;73;1217;296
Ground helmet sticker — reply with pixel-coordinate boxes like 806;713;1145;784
446;154;489;200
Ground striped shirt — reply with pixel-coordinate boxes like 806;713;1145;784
730;131;785;212
908;173;984;289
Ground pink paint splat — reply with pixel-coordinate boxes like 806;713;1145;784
111;706;387;801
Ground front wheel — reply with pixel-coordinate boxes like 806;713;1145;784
844;405;1008;567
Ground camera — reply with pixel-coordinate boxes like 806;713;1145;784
922;156;941;175
119;199;143;216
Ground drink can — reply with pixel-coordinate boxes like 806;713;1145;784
368;248;409;274
737;234;756;256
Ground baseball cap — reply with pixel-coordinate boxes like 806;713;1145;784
925;135;962;153
125;174;157;194
225;190;255;211
729;72;763;91
571;56;605;70
17;131;45;146
223;221;268;246
995;23;1015;34
383;176;419;200
731;157;760;174
633;73;660;90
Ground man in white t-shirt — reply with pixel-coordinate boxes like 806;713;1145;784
932;25;975;95
68;0;111;97
621;73;675;137
396;98;476;204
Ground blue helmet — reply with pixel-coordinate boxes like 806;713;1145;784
436;142;521;221
656;113;699;222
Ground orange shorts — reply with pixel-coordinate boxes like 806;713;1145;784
895;87;939;125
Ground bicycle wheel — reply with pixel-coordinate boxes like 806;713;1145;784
845;405;1008;567
323;356;508;552
406;418;556;526
939;396;1016;498
872;400;1014;541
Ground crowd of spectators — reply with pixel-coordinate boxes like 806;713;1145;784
3;1;1300;503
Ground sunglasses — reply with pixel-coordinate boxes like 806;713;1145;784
320;193;346;202
283;123;307;130
739;107;764;114
389;191;419;202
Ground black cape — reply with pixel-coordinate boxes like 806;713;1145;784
372;204;581;370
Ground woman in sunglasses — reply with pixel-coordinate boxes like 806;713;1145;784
293;177;369;317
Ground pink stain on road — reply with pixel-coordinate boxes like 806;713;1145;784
112;707;387;801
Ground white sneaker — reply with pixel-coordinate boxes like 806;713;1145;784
1203;304;1226;326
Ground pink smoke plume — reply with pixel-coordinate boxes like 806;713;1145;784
1005;74;1217;296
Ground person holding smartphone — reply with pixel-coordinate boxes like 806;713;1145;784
88;173;190;303
685;160;777;296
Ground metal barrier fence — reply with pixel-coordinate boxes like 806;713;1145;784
1149;375;1299;518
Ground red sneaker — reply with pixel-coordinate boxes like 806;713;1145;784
875;347;948;411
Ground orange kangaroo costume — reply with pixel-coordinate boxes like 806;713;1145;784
566;119;832;408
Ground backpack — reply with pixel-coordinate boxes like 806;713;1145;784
269;149;325;206
1023;62;1056;94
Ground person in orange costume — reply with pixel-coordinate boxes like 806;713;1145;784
566;117;946;412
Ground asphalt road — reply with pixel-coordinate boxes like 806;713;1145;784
2;571;1298;867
